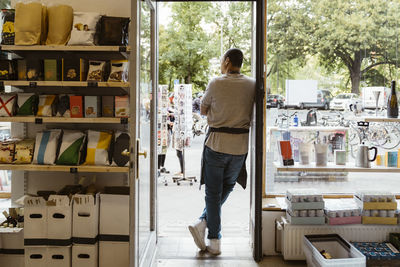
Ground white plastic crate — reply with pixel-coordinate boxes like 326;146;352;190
303;234;365;267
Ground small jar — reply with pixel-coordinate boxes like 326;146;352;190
387;210;395;218
299;210;308;217
336;210;344;217
371;210;379;217
308;210;316;217
344;210;352;217
316;210;324;217
363;210;371;217
379;210;387;217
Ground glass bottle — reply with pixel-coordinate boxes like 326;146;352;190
387;81;398;118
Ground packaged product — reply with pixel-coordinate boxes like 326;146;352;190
108;60;128;82
95;16;130;46
62;58;87;81
68;12;101;45
44;59;61;81
115;95;129;118
0;94;16;117
17;93;37;116
0;140;15;163
112;131;129;167
17;59;26;80
87;60;105;82
56;94;70;117
46;4;73;45
84;130;112;166
1;9;15;45
56;130;85;165
84;96;100;118
37;95;57;117
14;2;46;45
14;139;35;164
26;59;43;81
32;129;62;165
101;96;114;117
69;95;83;118
0;60;16;80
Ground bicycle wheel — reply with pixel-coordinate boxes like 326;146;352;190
378;125;400;150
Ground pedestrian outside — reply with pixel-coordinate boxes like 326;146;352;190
188;48;256;255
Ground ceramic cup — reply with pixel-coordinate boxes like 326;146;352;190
386;151;398;167
299;143;311;165
334;150;346;165
376;154;384;166
314;144;328;166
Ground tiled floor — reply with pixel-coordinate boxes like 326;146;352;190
155;236;307;267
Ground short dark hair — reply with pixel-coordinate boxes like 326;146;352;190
224;48;244;68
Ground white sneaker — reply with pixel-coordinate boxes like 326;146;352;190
206;238;221;255
188;219;207;251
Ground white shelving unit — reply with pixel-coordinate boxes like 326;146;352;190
1;45;131;52
1;81;129;88
363;117;400;123
0;117;129;124
275;162;400;173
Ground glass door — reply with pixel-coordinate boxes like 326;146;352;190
130;0;157;266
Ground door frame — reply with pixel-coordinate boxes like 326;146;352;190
133;0;266;264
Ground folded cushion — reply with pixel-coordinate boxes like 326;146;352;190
84;130;112;166
33;129;62;165
14;139;35;164
56;130;85;165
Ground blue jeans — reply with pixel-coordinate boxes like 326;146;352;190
199;146;247;239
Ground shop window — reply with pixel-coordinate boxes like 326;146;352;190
266;0;400;195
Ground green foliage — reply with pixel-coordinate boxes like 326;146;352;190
158;3;253;95
267;0;400;94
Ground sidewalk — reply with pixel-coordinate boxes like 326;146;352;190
158;135;250;237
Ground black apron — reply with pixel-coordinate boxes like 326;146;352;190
200;127;249;190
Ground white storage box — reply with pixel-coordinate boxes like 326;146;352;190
99;241;128;267
303;234;366;267
0;228;24;249
0;254;24;266
48;246;71;267
72;243;98;267
24;196;48;241
25;246;48;267
99;194;129;235
73;194;99;241
47;195;73;242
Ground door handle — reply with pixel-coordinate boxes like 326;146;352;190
136;139;148;180
139;150;147;158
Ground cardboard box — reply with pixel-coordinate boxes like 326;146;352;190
84;96;101;118
72;243;98;267
286;198;325;210
354;196;397;210
44;59;61;81
70;96;84;118
25;246;47;267
99;194;129;236
286;211;325;225
17;59;27;80
47;195;72;242
362;216;398;225
73;194;99;240
0;228;24;249
99;241;128;267
0;254;24;266
101;96;114;118
62;58;87;81
327;216;362;225
24;196;48;241
48;246;71;267
115;95;129;118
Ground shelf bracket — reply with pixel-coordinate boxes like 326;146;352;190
119;46;127;52
0;81;4;91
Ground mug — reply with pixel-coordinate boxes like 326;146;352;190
299;143;311;165
314;144;328;167
376;154;384;166
334;150;346;165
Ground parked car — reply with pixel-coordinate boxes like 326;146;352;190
267;94;285;109
296;89;333;110
330;93;362;110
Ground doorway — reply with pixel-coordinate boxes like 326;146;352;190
154;1;264;264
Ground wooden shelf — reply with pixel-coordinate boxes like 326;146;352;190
268;126;348;132
0;164;128;173
363;117;400;123
2;81;129;88
0;45;130;52
0;117;128;124
275;162;400;173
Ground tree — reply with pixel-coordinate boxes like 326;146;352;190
158;3;213;93
267;0;400;94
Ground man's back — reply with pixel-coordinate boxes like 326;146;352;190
201;73;256;155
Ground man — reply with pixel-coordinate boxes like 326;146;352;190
188;48;256;255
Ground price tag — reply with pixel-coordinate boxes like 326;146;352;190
34;118;43;124
119;46;127;52
120;118;128;124
70;168;78;174
87;81;98;87
29;82;37;88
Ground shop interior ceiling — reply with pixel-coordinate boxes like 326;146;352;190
10;0;131;17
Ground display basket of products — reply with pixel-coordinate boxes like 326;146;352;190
303;234;366;267
324;199;361;225
355;191;398;225
352;242;400;267
286;189;325;225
